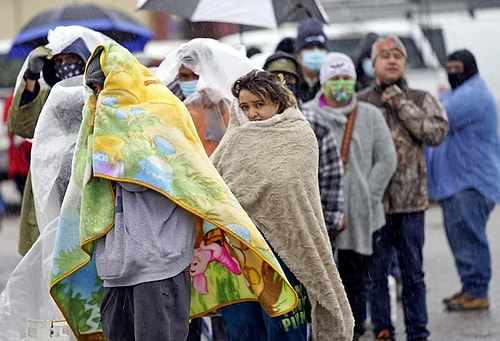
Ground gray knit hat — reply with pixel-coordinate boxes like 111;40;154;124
371;35;407;63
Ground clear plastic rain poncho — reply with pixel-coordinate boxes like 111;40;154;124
155;38;256;155
155;38;255;101
0;26;111;341
14;25;112;92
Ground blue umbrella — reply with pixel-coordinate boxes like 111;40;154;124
8;4;153;58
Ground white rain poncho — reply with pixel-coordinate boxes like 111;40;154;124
31;76;86;236
155;38;256;102
155;38;256;155
0;25;110;341
0;76;84;341
14;25;112;92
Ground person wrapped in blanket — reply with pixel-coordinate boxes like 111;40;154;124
211;69;354;341
85;45;198;341
48;41;298;341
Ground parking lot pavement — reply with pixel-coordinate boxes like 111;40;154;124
1;203;499;340
360;204;500;341
0;213;21;292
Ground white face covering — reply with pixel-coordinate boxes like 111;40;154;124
155;38;255;102
361;58;375;78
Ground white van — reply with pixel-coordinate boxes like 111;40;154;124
134;39;190;67
220;19;448;98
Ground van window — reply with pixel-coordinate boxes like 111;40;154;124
327;38;360;59
327;36;425;69
400;37;425;69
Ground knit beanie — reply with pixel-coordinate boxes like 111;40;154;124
295;17;328;52
85;49;105;88
319;52;356;84
275;37;296;54
370;35;407;63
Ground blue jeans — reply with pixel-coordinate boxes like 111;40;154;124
440;189;495;298
368;212;429;341
221;258;308;341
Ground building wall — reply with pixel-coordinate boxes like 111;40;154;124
0;0;151;40
0;0;239;42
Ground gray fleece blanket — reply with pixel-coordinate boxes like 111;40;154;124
211;101;354;341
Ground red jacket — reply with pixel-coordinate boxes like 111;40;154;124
3;91;31;178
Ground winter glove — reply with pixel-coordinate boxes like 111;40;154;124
381;84;406;109
24;46;51;80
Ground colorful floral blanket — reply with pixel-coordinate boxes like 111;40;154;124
49;41;297;341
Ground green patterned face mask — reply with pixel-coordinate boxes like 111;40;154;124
323;79;356;103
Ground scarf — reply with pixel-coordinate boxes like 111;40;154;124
211;102;354;341
49;42;298;341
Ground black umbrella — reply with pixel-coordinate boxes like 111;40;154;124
8;4;153;58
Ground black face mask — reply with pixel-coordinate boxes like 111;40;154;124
446;49;479;90
448;72;469;89
287;83;299;99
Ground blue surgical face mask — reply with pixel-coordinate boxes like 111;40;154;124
179;80;198;98
301;50;327;73
361;58;375;78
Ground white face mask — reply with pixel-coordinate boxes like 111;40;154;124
361;58;375;78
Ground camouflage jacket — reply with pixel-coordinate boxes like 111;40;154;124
357;82;448;214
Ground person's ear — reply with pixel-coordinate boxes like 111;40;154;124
273;100;280;112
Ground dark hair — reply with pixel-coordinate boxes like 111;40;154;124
275;37;296;54
85;48;105;88
231;69;297;114
246;47;262;58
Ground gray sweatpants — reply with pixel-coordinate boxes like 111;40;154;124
100;268;191;341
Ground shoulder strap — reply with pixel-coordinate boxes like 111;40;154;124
340;105;358;171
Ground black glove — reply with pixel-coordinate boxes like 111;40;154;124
24;46;51;80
